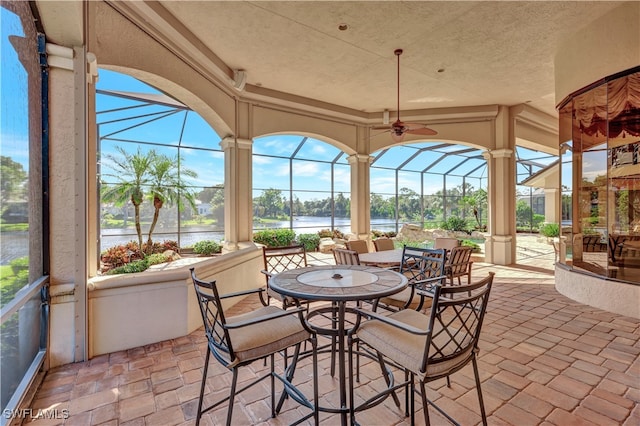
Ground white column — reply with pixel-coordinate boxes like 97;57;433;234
221;137;253;250
348;154;373;242
544;188;560;224
483;148;516;265
47;43;90;366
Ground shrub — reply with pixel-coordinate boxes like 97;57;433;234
298;233;320;252
106;253;170;275
317;228;345;239
100;240;178;273
107;259;149;275
318;229;334;238
9;257;28;275
142;240;178;254
372;230;397;238
393;236;429;249
539;222;560;238
146;253;170;266
100;241;144;269
440;216;469;232
460;239;481;253
253;229;296;247
2;258;29;306
192;240;222;255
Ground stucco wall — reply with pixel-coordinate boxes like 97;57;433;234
555;2;640;104
87;246;264;357
555;266;640;319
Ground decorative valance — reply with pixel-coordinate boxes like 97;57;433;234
573;72;640;138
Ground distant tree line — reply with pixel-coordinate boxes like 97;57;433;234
252;184;488;228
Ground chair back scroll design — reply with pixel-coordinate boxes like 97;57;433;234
333;248;361;265
190;268;319;426
374;246;446;312
421;274;492;376
192;271;234;366
350;272;494;425
261;244;309;307
262;244;308;277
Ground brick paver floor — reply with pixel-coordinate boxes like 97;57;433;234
26;243;640;425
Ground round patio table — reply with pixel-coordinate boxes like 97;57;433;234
358;248;404;267
269;264;407;425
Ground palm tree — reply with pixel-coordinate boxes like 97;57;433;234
101;147;155;250
146;153;197;252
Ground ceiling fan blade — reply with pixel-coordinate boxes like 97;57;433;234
371;129;391;138
406;127;438;136
372;125;392;130
403;122;427;130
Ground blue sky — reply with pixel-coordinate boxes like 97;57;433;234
97;69;499;201
1;7;29;171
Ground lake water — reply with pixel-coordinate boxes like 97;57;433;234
1;217;401;264
101;216;399;251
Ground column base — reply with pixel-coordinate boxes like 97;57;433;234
484;234;513;265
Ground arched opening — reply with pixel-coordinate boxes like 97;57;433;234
252;134;351;239
96;70;225;272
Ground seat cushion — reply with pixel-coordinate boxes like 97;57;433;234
378;287;420;309
267;287;300;307
226;306;310;366
378;287;433;311
357;309;472;379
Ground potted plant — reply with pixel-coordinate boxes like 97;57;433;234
538;223;563;261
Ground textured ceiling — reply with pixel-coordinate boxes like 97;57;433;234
37;1;627;119
152;1;625;118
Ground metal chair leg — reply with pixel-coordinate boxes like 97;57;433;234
404;370;410;417
270;354;275;418
420;379;429;426
376;351;401;408
348;334;356;424
311;336;319;425
195;348;211;426
473;356;488;426
226;369;238;426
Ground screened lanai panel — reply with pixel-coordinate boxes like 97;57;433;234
444;175;464;203
422;174;443;194
292;160;333;191
99;141;158;178
253;156;290;192
372;145;419;168
178;115;222;149
397;170;421;193
370;167;396;197
292;137;344;161
424;156;465;176
253;135;303;157
99;107;189;145
181;147;224;175
516;162;536;183
333;163;351;193
442;156;486;177
97;69;226;253
401;150;444;172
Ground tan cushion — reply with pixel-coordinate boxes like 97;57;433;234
226;306;310;366
267;287;300;307
378;287;419;309
357;309;472;380
378;288;433;311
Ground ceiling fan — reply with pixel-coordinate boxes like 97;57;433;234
374;49;437;142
